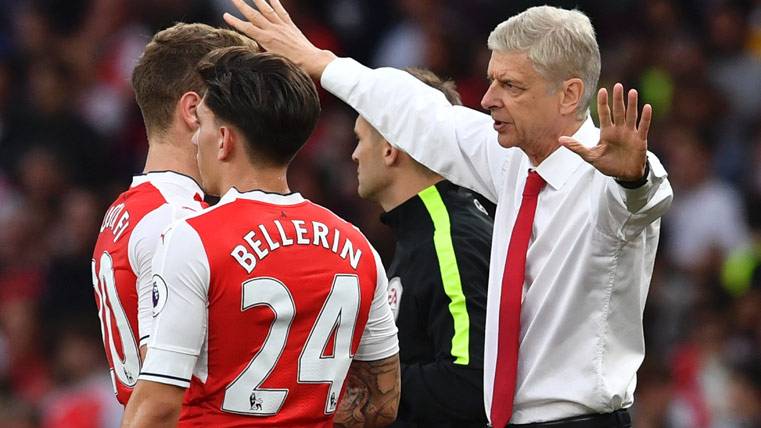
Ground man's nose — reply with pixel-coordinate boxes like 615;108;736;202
481;83;499;111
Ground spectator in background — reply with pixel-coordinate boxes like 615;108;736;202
707;1;761;131
668;309;733;428
373;0;431;68
41;189;101;326
0;397;38;428
706;1;761;182
663;125;749;278
726;359;761;427
39;319;121;428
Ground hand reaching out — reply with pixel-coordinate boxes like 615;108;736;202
560;83;652;182
224;0;337;79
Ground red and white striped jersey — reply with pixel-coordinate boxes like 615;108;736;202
141;188;398;427
91;171;205;405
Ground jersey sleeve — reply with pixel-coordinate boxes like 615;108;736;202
353;248;399;361
128;204;173;346
129;204;202;346
139;220;210;388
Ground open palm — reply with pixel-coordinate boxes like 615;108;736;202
560;83;651;182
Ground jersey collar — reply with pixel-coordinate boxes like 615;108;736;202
131;171;205;197
219;187;305;206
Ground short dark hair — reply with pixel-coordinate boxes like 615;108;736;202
197;47;320;166
131;23;259;136
404;68;462;106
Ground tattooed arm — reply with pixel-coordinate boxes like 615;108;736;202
335;354;401;428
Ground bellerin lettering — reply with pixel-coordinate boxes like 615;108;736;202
231;220;362;273
100;203;130;243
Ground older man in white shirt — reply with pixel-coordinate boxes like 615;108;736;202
225;1;674;427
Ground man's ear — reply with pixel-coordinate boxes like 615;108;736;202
383;141;400;167
179;91;201;131
559;78;584;116
218;126;234;161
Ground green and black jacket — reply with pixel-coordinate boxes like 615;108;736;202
381;180;492;428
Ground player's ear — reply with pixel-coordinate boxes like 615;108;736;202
218;125;233;161
383;141;399;167
179;91;202;131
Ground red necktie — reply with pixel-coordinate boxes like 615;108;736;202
491;170;546;428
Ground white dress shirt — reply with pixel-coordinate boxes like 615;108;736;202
321;58;674;424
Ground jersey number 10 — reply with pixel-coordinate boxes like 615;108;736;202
92;252;141;392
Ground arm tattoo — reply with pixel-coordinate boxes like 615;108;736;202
334;354;400;428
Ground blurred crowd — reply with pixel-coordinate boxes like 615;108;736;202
0;0;760;427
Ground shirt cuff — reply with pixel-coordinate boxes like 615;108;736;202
614;152;668;211
320;57;368;99
615;161;650;189
139;347;196;388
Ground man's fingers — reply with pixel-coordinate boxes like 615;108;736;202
223;13;262;39
559;136;593;162
251;0;281;23
597;88;612;128
270;0;293;23
638;104;653;142
612;83;625;126
625;89;638;129
231;0;268;28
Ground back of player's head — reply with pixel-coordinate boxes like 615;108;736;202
131;23;259;137
197;47;320;167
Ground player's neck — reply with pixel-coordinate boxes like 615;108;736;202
377;173;444;212
220;164;291;196
143;134;201;183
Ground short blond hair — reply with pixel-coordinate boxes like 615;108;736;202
488;6;600;119
132;23;260;136
404;68;462;106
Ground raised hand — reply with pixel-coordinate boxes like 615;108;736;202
223;0;337;79
559;83;652;182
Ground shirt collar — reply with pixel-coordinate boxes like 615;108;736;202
131;171;204;196
219;187;305;206
535;117;599;190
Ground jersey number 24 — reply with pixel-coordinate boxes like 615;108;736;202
222;274;360;416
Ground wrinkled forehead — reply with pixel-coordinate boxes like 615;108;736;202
487;50;541;82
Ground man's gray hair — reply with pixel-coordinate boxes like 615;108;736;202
487;6;601;120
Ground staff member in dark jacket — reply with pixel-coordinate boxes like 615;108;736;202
351;68;492;427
